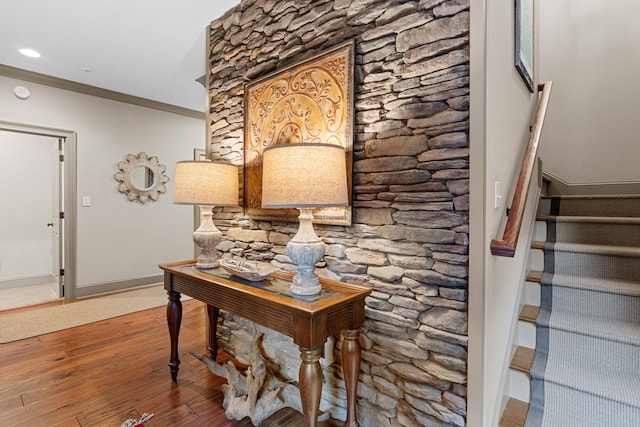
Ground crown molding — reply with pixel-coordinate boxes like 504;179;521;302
0;64;205;120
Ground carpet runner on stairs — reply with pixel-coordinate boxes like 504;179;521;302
526;195;640;427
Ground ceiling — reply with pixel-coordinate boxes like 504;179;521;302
0;0;241;113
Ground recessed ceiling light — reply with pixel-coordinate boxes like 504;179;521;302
19;48;41;58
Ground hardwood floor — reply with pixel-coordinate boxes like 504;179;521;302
0;299;340;426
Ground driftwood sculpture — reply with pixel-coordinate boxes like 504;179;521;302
191;329;306;425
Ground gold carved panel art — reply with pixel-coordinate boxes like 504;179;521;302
243;41;354;225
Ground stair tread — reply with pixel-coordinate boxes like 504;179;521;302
539;272;640;297
538;215;640;224
519;304;539;323
499;398;529;427
531;240;640;256
511;346;535;373
526;270;543;283
531;241;545;250
541;195;640;200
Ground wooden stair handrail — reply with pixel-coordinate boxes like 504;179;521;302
491;81;553;257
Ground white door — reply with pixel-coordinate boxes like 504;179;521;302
51;138;64;297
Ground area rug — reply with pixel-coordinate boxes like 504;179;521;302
0;284;177;343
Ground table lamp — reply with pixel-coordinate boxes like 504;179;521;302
173;161;238;269
261;143;348;295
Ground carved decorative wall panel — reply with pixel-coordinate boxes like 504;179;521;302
243;41;354;225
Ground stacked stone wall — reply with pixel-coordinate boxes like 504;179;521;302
207;1;470;425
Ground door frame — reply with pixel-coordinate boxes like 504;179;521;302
0;120;77;300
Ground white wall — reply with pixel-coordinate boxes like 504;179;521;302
0;75;204;290
469;0;541;425
538;0;640;186
0;132;55;280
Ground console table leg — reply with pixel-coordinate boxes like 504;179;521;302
342;329;361;427
206;305;219;360
167;290;182;382
299;347;323;427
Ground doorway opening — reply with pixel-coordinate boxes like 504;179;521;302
0;120;77;309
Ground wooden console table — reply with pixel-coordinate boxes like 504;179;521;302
159;260;371;427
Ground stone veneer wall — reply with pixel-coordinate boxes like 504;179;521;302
207;1;470;426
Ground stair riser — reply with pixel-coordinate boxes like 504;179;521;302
518;320;536;348
524;280;540;307
509;369;531;403
545;251;640;282
545;197;640;217
547;222;640;247
534;221;547;241
529;248;544;272
535;327;640;373
537;198;552;216
540;285;640;323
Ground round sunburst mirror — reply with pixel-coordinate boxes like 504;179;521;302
114;152;169;204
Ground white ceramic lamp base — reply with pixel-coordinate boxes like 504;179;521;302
193;208;222;269
286;208;324;295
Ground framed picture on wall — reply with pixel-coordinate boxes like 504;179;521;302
515;0;534;92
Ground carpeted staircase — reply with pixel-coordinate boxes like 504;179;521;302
504;195;640;426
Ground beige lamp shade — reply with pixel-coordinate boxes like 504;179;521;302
261;143;348;208
173;161;238;206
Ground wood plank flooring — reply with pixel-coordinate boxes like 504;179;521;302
0;298;342;426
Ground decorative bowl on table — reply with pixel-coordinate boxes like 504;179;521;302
219;259;278;281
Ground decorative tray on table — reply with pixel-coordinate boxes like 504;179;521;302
219;259;278;281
